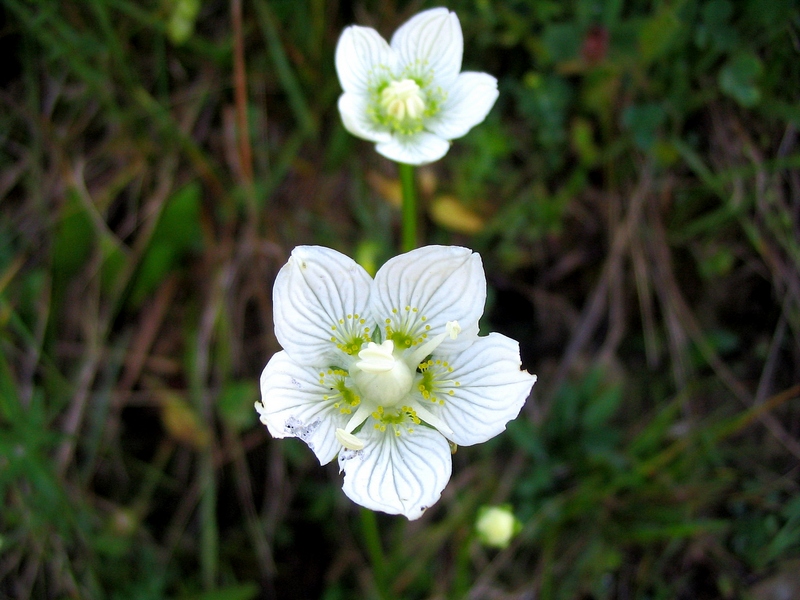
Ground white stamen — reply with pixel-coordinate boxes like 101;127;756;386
411;401;454;437
405;320;463;368
446;320;461;339
344;403;373;434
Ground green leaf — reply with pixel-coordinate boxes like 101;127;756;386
541;22;581;64
217;380;259;431
581;379;622;431
99;234;128;295
52;189;94;283
696;0;737;52
622;103;666;151
628;396;683;459
516;75;573;148
153;181;203;251
128;182;202;307
626;519;729;542
166;0;201;46
638;8;681;63
696;244;736;278
0;351;19;422
570;117;599;165
179;583;260;600
764;496;800;562
719;52;764;108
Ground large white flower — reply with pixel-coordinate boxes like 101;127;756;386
335;8;499;165
257;246;536;520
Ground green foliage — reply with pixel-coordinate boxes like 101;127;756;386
718;51;764;107
455;0;798;276
52;190;95;283
217;380;259;432
128;182;203;307
504;367;798;598
509;369;625;509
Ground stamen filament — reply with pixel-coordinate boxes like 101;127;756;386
405;320;460;367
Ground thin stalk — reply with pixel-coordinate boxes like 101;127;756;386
231;0;253;186
199;449;218;590
450;531;474;599
360;508;392;599
399;162;417;252
231;0;258;231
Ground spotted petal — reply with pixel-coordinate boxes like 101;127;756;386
427;72;499;141
258;351;348;465
390;8;462;89
336;25;397;96
370;245;485;354
273;246;373;367
428;333;536;446
339;421;452;520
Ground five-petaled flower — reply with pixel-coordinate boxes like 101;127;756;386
256;245;536;519
335;7;499;165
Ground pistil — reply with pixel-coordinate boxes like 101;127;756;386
380;79;426;121
350;340;414;408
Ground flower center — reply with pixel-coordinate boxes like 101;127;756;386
350;340;414;408
337;320;462;443
380;79;426;121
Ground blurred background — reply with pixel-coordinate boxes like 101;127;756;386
1;0;799;598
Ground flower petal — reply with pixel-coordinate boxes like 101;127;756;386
371;245;486;354
336;25;397;95
339;422;452;519
428;333;536;446
375;131;450;165
258;351;348;465
273;246;373;366
427;72;499;140
338;93;392;144
390;8;462;89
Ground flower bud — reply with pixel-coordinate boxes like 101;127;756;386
475;505;520;549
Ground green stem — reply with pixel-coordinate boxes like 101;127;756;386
450;531;474;599
360;508;391;599
399;162;417;252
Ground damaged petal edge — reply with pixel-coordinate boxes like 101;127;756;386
284;416;322;449
338;448;364;469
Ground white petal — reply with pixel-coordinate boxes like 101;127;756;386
339;422;452;519
338;93;392;144
336;25;397;95
427;333;536;446
273;246;372;366
427;72;499;140
371;245;486;354
390;8;462;89
258;351;348;465
375;131;450;165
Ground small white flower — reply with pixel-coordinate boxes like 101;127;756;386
257;246;536;519
335;7;499;165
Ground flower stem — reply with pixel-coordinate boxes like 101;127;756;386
399;162;417;251
360;508;392;599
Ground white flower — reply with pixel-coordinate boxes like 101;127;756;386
257;245;536;519
335;7;499;165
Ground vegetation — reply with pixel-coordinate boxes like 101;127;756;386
1;0;799;598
